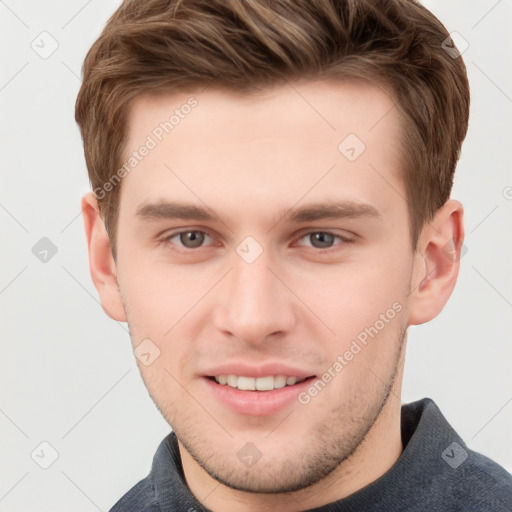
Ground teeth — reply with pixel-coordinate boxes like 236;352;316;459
255;376;273;391
213;374;306;391
237;376;255;390
273;375;287;389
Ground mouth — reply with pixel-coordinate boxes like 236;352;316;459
203;374;317;416
207;374;313;391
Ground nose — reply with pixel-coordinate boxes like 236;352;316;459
212;251;297;346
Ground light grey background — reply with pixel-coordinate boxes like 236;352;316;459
1;1;511;510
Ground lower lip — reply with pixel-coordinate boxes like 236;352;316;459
202;376;316;416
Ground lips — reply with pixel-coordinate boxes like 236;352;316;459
201;362;314;380
200;362;317;416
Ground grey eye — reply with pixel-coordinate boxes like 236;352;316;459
179;231;206;248
309;232;335;249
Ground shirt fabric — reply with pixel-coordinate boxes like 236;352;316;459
109;398;512;511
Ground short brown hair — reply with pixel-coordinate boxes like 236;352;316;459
75;0;470;260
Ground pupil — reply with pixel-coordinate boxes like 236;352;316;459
180;231;204;248
311;232;334;248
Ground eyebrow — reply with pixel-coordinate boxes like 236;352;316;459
281;202;381;223
136;202;215;221
135;200;381;224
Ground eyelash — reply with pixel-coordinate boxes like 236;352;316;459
159;229;353;252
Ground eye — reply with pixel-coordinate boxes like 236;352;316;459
164;230;213;249
297;231;346;249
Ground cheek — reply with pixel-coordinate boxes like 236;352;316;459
307;270;408;401
295;251;411;335
119;256;211;335
119;259;217;383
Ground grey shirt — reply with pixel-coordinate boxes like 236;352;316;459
110;398;512;511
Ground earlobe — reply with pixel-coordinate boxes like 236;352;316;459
81;192;127;322
408;199;465;326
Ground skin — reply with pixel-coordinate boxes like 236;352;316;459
82;78;464;511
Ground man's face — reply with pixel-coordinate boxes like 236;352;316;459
115;79;415;492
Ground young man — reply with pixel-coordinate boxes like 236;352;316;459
76;0;512;510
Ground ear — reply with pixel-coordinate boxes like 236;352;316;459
408;199;465;325
81;192;127;322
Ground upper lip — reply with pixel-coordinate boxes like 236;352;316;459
202;362;316;379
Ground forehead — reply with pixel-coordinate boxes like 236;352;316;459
126;77;398;148
120;78;404;226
